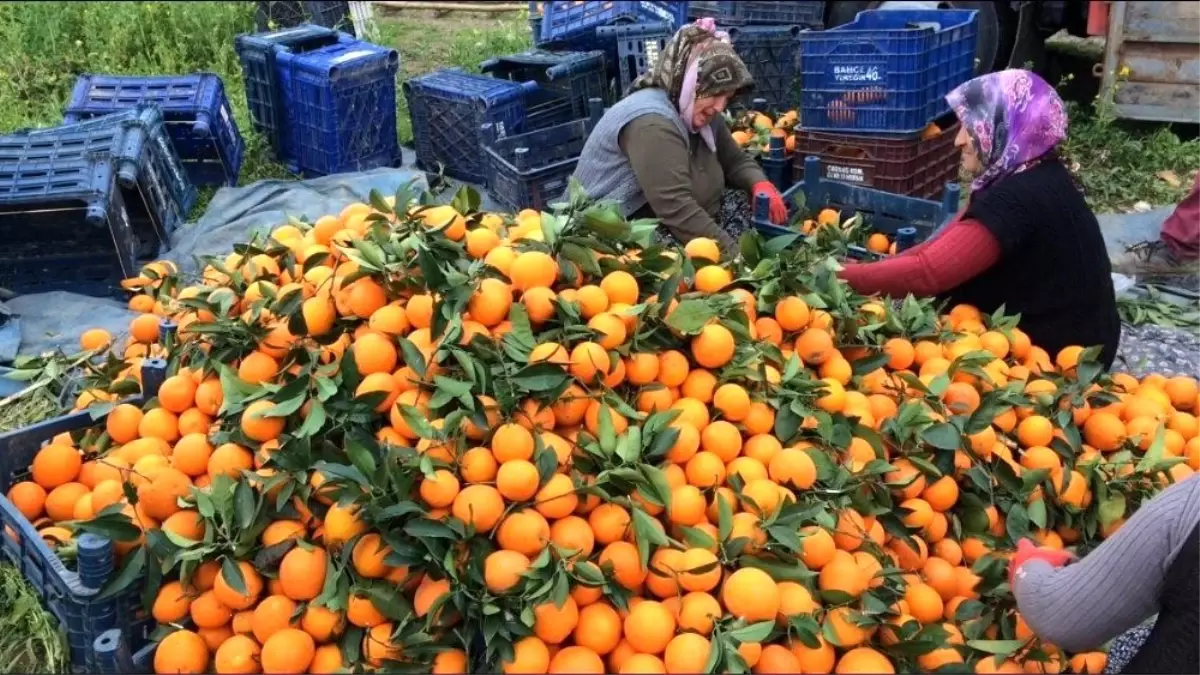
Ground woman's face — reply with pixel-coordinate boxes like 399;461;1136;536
955;124;982;175
693;93;731;129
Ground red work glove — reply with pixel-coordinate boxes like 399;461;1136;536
753;181;788;225
1009;538;1074;591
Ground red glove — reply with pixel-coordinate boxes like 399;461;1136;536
753;181;788;225
1009;538;1074;591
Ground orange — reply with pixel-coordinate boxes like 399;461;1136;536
692;324;735;369
775;296;811;331
503;636;552;674
279;545;327;601
491;423;535;462
574;602;622;656
260;628;316;674
791;635;836;674
154;629;209;674
825;606;869;647
485;549;531;593
510;251;559;291
623;600;676;654
835;647;895;674
550;646;605;674
795;328;835;365
213;561;263;611
721;568;779;621
684;237;721;262
1017;415;1054;447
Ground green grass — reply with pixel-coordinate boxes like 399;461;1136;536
0;1;530;213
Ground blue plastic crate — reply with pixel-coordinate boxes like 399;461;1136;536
275;38;401;176
63;74;246;187
729;25;803;114
689;1;825;27
403;69;536;184
596;22;671;98
0;106;197;247
481;49;609;130
797;9;978;133
0;359;167;673
483;98;604;212
753;155;960;259
234;25;355;160
758;133;793;193
539;1;688;51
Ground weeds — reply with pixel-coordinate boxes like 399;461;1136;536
0;565;68;674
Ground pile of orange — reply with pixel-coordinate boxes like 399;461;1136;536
8;195;1194;675
731;110;799;156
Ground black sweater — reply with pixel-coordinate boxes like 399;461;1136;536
941;161;1120;369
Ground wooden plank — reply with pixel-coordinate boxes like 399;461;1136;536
1121;43;1200;85
1122;1;1200;43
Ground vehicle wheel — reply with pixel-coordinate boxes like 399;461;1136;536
825;0;1016;75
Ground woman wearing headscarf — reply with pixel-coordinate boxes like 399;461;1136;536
572;19;788;252
838;70;1121;369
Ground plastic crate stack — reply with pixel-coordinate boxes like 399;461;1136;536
63;73;245;187
0;106;196;298
754;156;961;261
482;98;605;212
0;358;168;674
531;2;687;99
787;9;978;205
234;24;401;177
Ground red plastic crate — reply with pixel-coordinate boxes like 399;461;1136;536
790;121;961;199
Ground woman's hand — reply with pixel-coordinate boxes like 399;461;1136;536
752;181;788;225
1009;538;1074;591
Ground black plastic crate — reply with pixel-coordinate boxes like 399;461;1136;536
729;25;802;113
0;359;166;673
689;1;825;27
0;163;147;299
791;120;961;199
0;106;196;247
63;73;245;187
234;25;355;161
596;22;671;98
481;49;609;131
255;0;355;34
404;69;536;184
483;98;604;212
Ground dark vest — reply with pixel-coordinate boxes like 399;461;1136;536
1124;523;1199;674
940;160;1121;369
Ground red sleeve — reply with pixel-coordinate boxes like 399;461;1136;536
838;218;1002;297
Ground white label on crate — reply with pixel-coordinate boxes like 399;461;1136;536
220;103;232;127
825;164;867;184
831;64;884;83
645;42;660;68
494;121;507;138
331;49;374;65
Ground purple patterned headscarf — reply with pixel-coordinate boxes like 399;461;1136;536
946;69;1068;192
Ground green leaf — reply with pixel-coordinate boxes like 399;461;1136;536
396;336;428;379
96;545;146;601
511;363;571;392
967;640;1026;656
1098;492;1126;527
922;423;961;451
728;620;775;644
1135;425;1167;473
665;299;720;336
234;480;258;530
1027;499;1047;529
398;404;438;439
220;556;247;596
630;507;668;569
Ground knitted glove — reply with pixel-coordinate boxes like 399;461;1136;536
1009;538;1074;591
753;181;788;225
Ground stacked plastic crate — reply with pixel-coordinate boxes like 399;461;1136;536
63;73;245;187
234;24;401;177
0;106;196;297
791;9;978;201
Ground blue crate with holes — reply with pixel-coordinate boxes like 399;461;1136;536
797;9;978;133
597;22;671;97
729;25;803;113
481;49;609;131
233;25;352;163
753;156;960;260
63;74;245;187
538;1;688;52
274;37;401;176
0;359;168;673
403;69;536;184
688;1;824;26
483;97;604;212
0;106;196;246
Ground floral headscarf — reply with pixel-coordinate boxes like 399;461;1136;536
630;18;754;151
946;69;1068;192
